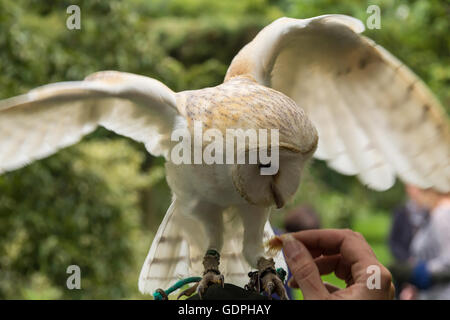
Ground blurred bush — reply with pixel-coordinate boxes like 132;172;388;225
0;139;157;298
0;0;447;298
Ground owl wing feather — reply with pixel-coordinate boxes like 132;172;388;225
0;71;180;173
226;15;450;192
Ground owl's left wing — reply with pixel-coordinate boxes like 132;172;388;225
226;15;450;192
0;71;180;173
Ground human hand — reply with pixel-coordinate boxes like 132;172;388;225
271;229;395;300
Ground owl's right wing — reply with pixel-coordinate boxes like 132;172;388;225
0;71;180;173
226;15;450;192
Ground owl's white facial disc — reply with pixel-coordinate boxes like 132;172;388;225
231;149;306;208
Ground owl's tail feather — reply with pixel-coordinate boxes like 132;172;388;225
138;202;250;296
138;204;287;297
138;200;191;295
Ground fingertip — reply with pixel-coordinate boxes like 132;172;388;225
281;234;329;299
280;234;306;259
280;233;295;242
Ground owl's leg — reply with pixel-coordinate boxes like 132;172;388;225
196;249;224;299
238;205;288;300
255;256;288;299
180;202;225;299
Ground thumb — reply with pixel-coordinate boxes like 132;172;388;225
281;234;329;300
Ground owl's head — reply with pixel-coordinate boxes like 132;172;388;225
231;143;317;209
191;77;319;208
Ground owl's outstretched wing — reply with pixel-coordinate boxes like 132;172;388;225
0;71;180;173
226;15;450;192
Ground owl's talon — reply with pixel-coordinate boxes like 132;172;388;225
245;271;260;292
155;288;169;300
196;249;223;300
257;257;289;300
196;270;224;299
177;282;199;299
265;281;275;299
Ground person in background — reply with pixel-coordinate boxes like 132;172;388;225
284;205;321;233
389;185;429;263
391;186;450;300
388;184;429;298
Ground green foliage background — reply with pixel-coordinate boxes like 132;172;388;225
0;0;448;299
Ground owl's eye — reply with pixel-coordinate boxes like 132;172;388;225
258;162;271;168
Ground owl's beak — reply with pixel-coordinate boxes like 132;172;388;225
270;181;284;209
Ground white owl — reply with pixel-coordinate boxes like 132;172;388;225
0;15;449;299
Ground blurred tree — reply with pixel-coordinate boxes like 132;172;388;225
0;140;153;298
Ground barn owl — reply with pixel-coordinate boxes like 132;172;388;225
1;15;449;299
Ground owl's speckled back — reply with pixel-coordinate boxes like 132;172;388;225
176;76;318;155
